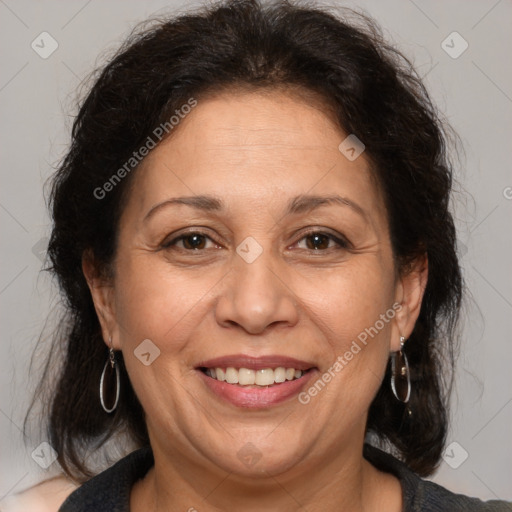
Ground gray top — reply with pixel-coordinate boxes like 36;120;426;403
59;444;512;511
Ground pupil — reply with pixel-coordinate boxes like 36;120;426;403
185;235;205;250
308;234;328;250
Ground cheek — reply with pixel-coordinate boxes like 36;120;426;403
299;256;396;346
112;256;214;423
113;253;221;347
299;256;396;404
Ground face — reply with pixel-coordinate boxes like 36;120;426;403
87;89;425;478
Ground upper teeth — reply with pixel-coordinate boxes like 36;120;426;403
205;367;304;386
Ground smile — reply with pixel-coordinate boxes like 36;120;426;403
196;355;317;408
201;366;308;386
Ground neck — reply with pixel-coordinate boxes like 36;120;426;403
131;437;402;512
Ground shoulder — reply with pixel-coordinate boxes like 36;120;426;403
363;443;512;512
59;447;153;512
0;476;79;512
417;478;512;511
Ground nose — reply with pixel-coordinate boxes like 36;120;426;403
215;251;299;335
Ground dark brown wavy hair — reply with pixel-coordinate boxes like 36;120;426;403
29;0;462;481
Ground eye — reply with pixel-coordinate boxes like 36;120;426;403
163;232;219;251
294;231;349;251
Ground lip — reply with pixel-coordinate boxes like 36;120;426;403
196;354;318;409
197;354;315;371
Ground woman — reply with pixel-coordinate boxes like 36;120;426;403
10;0;512;510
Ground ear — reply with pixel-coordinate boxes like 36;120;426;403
390;253;428;351
82;250;121;350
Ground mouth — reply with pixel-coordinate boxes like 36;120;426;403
196;355;317;408
199;366;310;386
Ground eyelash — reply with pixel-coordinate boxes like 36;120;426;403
162;229;351;253
294;230;350;251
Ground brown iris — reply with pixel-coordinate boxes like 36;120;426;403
181;234;207;250
305;233;330;250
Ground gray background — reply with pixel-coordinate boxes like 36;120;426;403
1;0;511;503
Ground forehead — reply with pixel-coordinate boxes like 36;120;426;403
125;89;386;222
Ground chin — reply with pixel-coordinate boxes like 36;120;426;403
203;435;307;478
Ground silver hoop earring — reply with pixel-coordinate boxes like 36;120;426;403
390;336;411;403
100;338;120;413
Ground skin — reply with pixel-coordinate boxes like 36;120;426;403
84;89;427;512
0;477;77;512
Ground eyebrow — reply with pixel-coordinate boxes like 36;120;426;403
143;193;367;222
144;196;223;222
287;194;367;220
